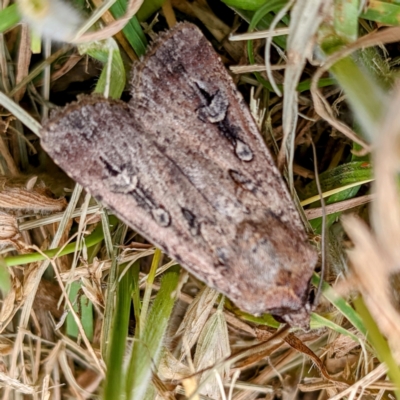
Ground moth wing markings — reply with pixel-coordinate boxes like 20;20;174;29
42;99;238;284
43;100;243;297
129;23;316;319
130;23;304;234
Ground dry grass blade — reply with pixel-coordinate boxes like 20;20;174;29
230;64;286;74
0;284;17;328
73;0;144;43
328;363;388;400
175;286;220;351
13;24;31;103
304;194;374;220
372;84;400;262
342;83;400;356
0;122;19;176
0;176;67;213
19;205;101;231
279;0;330;173
185;1;242;61
310;87;370;151
284;333;347;387
0;91;42;136
2;185;87;399
193;304;231;399
0;371;37;395
158;347;191;381
0;211;20;247
230;27;290;41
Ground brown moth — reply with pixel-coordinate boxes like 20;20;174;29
41;23;317;327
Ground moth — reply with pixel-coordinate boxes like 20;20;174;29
41;23;317;327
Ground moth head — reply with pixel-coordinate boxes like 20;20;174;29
229;219;317;328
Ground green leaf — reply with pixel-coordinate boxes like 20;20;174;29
334;0;359;42
361;1;400;26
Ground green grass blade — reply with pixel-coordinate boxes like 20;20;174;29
312;273;367;336
66;214;116;341
354;296;400;399
101;221;128;355
0;259;11;293
246;0;288;91
232;5;288;49
329;55;386;141
136;0;166;21
110;0;147;56
296;77;337;92
103;263;139;400
80;39;126;99
66;281;94;340
319;23;389;142
3;216;119;267
310;313;366;347
302;161;372;198
125;265;180;400
0;4;21;33
222;0;269;11
302;160;373;231
131;260;142;337
140;248;162;328
232;308;280;328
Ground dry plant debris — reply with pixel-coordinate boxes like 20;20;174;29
0;0;400;399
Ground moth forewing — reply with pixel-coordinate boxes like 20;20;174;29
41;23;317;328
